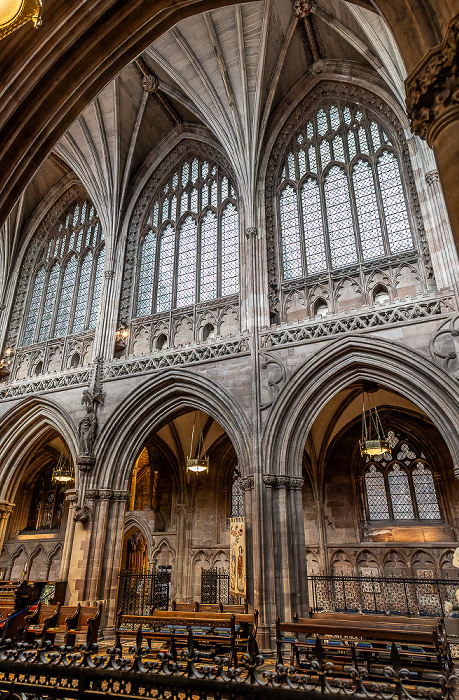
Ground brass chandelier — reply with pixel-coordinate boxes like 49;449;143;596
360;390;390;457
52;448;74;483
186;411;209;474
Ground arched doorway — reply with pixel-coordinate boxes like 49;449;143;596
118;407;240;609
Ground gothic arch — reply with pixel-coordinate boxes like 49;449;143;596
0;396;79;501
94;368;252;489
124;514;154;559
262;335;459;480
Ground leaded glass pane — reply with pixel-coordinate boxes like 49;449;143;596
358;126;369;154
177;216;197;307
38;264;60;341
72;252;93;334
329;105;340;131
301;179;327;274
200;211;218;301
211;181;218;207
370;122;381;150
156;225;175;312
190;188;198;212
377;151;413;253
352;160;385;259
343;107;351;124
53;256;77;337
288;152;295;179
412;463;441;519
182;162;189;184
317;109;327;136
181;191;188;215
298;149;307;177
388;465;414;519
365;465;390;519
221;203;239;296
221;177;229;201
231;476;244;517
152;202;159;227
191;158;199;183
24;267;46;345
279;186;302;280
320;140;331;168
324;167;358;268
308;145;317;172
347;131;357;158
333;135;345;161
89;246;105;328
137;231;156;317
161;198;168;222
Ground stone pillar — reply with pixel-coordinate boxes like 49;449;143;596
175;503;194;601
103;490;130;628
0;502;14;552
406;15;459;258
425;169;459;291
86;489;113;602
59;490;78;584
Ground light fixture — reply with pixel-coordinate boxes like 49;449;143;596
186;411;209;474
0;0;42;42
52;448;74;483
360;388;391;457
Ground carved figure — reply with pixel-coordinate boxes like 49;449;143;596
78;405;97;456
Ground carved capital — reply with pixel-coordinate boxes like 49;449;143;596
104;269;115;280
86;489;99;501
289;477;304;490
245;227;257;239
425;169;440;186
241;475;254;491
0;502;14;519
406;15;459;142
263;474;277;487
76;454;96;472
113;490;131;503
65;490;78;505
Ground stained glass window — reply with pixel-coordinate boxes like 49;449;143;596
231;474;244;517
135;155;239;317
278;101;414;280
364;431;441;521
20;198;105;346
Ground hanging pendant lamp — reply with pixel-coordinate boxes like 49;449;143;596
186;411;209;474
52;448;74;483
359;391;391;457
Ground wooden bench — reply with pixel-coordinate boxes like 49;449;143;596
276;615;450;681
64;604;102;647
117;609;258;664
23;603;60;644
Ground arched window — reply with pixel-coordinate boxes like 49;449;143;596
21;198;105;346
231;473;244;517
363;430;442;522
135;156;239;317
278;102;413;280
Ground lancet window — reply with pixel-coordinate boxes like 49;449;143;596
136;156;239;317
21;199;105;346
278;102;414;281
363;431;441;522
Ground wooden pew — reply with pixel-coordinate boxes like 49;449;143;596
170;601;198;612
64;604;102;647
23;603;60;644
40;605;81;646
117;609;258;663
276;615;449;680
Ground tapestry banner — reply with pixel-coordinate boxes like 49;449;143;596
230;516;246;597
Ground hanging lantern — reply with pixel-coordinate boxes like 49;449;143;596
52;449;74;483
186;411;209;474
360;391;391;457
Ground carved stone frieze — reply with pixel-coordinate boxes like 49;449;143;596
263;475;304;489
113;490;132;503
406;16;459;142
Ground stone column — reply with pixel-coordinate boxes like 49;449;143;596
86;489;113;602
103;490;131;629
0;502;14;552
175;503;194;601
424;170;459;292
59;490;78;584
406;15;459;257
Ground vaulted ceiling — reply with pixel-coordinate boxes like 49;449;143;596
0;0;407;298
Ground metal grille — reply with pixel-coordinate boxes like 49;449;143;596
201;568;237;604
117;569;170;615
309;573;459;617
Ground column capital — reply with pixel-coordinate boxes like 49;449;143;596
113;490;131;502
76;455;96;472
0;502;14;519
241;475;254;491
262;475;304;489
245;227;257;239
406;14;459;143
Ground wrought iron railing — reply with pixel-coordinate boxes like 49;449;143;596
308;573;459;616
201;567;237;605
0;625;457;699
117;570;170;614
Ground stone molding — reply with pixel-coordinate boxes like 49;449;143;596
241;475;254;491
262;475;304;489
113;490;131;503
406;15;459;142
425;170;440;186
85;489;130;502
76;455;96;473
0;502;14;519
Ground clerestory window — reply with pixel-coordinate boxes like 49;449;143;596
278;102;414;281
136;156;239;317
363;430;441;522
21;199;105;346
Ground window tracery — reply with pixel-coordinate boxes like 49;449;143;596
278;102;414;281
21;198;105;347
363;430;441;522
135;155;239;318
